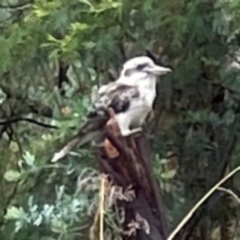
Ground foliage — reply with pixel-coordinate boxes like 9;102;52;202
1;0;240;239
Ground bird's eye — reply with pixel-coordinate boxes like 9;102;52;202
136;63;148;70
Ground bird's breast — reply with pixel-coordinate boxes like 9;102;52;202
128;98;152;122
138;83;156;108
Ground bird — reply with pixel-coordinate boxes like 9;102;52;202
51;56;171;162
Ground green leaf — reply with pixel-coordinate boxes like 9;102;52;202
161;169;177;180
5;206;27;220
4;170;21;182
23;151;35;166
33;215;43;226
9;141;19;153
82;41;96;49
47;34;61;43
51;217;67;233
78;0;95;10
33;6;49;18
71;23;89;31
0;88;7;104
48;48;60;59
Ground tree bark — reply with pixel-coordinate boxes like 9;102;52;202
96;116;168;240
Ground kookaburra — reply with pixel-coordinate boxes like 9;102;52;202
51;56;171;162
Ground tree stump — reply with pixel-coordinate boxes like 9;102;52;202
96;112;168;240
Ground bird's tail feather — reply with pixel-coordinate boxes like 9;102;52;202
50;116;108;163
50;130;103;163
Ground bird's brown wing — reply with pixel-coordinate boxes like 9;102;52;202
51;82;140;162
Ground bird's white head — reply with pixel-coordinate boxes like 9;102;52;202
120;56;171;80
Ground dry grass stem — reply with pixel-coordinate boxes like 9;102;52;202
217;187;240;204
167;166;240;240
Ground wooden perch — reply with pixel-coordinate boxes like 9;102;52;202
96;111;168;240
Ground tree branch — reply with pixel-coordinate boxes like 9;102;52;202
0;117;58;129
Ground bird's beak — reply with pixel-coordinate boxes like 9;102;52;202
145;65;172;76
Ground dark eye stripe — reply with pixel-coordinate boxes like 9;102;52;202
136;63;148;70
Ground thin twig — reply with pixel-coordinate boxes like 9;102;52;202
217;187;240;204
167;166;240;240
100;175;105;240
0;117;58;129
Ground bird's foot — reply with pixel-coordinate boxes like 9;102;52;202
121;128;142;137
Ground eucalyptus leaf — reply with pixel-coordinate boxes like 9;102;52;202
23;151;35;167
4;170;21;182
0;88;6;104
161;169;177;180
9;141;19;153
50;217;67;233
5;206;27;220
